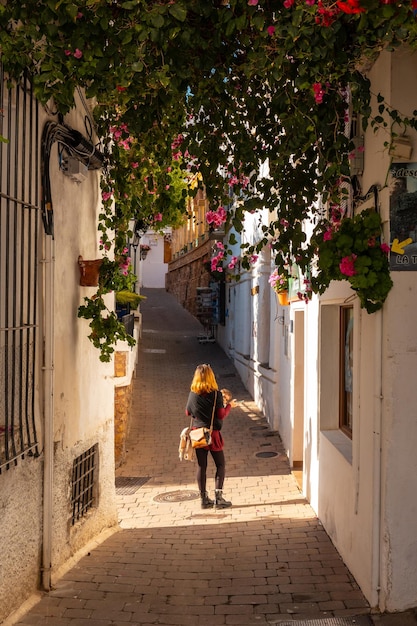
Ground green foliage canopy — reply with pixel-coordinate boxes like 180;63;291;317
2;0;417;289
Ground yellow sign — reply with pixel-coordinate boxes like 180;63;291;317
391;237;413;255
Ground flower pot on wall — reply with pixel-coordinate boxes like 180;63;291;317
78;256;102;287
277;291;290;306
140;245;151;260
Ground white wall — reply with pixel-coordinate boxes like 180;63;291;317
140;232;168;288
46;94;121;569
377;48;417;611
1;90;136;622
219;48;417;612
306;48;417;611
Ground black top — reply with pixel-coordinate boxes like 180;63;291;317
186;390;224;430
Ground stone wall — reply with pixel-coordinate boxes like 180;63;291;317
166;239;212;317
114;351;133;468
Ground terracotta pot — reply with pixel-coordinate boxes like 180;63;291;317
78;256;102;287
277;291;290;306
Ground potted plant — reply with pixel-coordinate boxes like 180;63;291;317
268;268;290;306
140;244;151;260
77;294;136;362
77;248;141;362
78;256;103;287
309;208;392;313
115;290;146;311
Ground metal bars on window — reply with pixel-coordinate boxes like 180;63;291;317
0;68;40;472
71;445;98;525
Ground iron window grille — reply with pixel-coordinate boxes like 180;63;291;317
71;444;98;525
0;67;40;472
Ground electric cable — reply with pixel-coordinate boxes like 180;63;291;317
40;120;104;236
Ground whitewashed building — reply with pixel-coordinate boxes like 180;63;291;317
216;48;417;613
0;76;138;622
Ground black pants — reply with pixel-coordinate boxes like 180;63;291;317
195;448;226;493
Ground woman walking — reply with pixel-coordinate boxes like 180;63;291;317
186;363;237;509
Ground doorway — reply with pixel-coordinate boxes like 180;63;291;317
292;310;305;490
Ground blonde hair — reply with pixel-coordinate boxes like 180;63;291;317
190;364;219;394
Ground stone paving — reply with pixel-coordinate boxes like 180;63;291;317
12;288;417;625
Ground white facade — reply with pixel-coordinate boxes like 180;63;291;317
217;48;417;612
0;87;138;622
140;231;169;288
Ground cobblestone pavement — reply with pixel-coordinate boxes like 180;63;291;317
12;289;417;625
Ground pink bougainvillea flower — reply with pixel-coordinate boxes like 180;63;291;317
64;49;72;56
313;82;326;104
250;254;259;264
76;12;83;19
380;243;391;255
118;138;132;150
284;0;295;7
337;0;365;12
73;48;83;59
153;213;163;222
248;0;259;5
228;256;238;269
102;190;113;202
315;0;340;25
330;204;342;224
323;227;333;241
131;162;139;169
116;85;127;92
206;206;227;228
211;253;224;272
305;0;316;5
339;254;357;277
171;134;184;150
267;25;276;35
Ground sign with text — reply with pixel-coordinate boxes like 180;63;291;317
390;163;417;271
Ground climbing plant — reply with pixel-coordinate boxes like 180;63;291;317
2;0;417;309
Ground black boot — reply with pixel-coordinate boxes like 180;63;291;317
200;491;214;509
215;489;232;509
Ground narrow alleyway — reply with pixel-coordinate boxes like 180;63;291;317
13;288;386;625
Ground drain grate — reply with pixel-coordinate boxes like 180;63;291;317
154;490;200;503
275;617;371;626
256;451;279;458
115;476;150;495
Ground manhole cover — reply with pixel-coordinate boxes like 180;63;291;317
115;476;150;495
256;451;279;458
154;490;200;503
276;618;371;626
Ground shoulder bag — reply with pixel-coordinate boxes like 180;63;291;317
189;391;217;449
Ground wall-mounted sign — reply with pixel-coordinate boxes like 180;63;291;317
390;163;417;271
